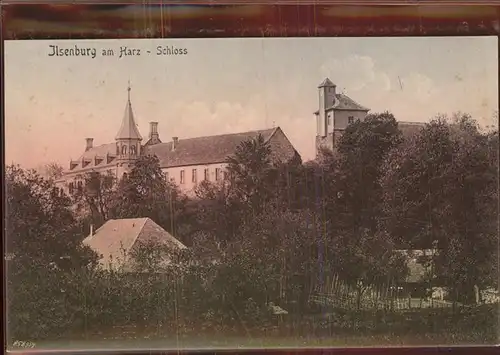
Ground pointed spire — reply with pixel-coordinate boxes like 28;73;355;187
318;77;336;88
115;82;142;141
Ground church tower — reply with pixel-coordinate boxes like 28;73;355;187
315;78;337;157
115;82;143;176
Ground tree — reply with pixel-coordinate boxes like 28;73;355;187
332;112;403;236
36;162;64;182
379;113;498;303
72;170;117;230
234;204;327;311
5;164;97;271
193;179;243;247
108;155;189;240
314;113;404;295
225;134;276;215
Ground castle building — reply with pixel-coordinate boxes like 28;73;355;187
314;78;425;159
55;84;300;196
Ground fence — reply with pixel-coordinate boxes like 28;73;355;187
310;273;459;312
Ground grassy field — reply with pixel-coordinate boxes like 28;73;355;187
11;314;498;350
8;303;498;351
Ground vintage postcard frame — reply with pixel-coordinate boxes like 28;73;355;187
2;1;499;355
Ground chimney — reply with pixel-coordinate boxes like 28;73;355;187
85;138;94;151
172;137;179;151
149;122;159;140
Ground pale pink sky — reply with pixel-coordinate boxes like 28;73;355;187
5;36;498;168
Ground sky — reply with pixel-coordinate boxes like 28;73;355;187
4;36;498;168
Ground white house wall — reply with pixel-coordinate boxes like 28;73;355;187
333;110;368;131
162;162;228;195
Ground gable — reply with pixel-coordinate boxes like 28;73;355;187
267;127;301;163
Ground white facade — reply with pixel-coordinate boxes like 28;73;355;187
330;109;368;132
163;162;228;195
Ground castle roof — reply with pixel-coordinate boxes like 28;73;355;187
115;85;142;141
314;93;370;114
145;127;281;168
64;127;292;173
398;121;426;137
83;217;186;271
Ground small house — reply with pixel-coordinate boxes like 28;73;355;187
83;217;187;272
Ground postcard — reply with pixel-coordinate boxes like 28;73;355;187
4;35;499;350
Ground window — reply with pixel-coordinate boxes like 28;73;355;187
116;145;120;155
192;169;197;183
77;181;83;193
69;182;74;194
204;168;209;181
130;145;137;155
121;145;127;155
348;116;354;124
180;170;185;184
328;116;332;126
215;168;221;181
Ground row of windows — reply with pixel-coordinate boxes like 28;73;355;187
166;167;225;184
116;144;138;156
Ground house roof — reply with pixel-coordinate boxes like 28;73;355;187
83;217;186;270
144;127;279;168
64;127;285;173
399;121;426;137
64;143;117;173
313;94;370;113
115;86;143;141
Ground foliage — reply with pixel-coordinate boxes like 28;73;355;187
5;164;97;270
72;170;117;230
5;111;499;343
36;162;64;181
225;134;276;214
108;155;190;241
379;113;498;303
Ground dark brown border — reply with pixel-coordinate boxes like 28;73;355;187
2;1;499;355
2;3;500;39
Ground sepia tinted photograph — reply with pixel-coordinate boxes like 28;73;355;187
4;35;499;350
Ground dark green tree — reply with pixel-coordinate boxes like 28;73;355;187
379;113;498;303
5;164;96;270
108;155;189;241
